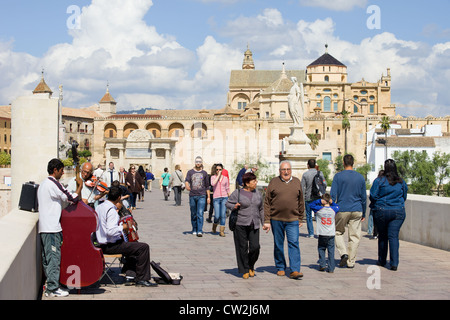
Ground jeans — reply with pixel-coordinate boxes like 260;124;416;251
305;200;315;237
270;220;301;272
374;207;405;268
162;186;169;201
40;232;63;292
130;192;137;208
173;186;182;206
367;209;378;236
213;197;228;226
318;235;335;272
189;195;206;233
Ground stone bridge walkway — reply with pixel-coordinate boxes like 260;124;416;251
43;185;450;306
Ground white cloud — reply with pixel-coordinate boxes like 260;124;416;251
0;40;40;103
257;8;284;27
1;2;449;118
299;0;368;11
1;0;231;110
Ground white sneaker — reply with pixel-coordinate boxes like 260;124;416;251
192;231;197;235
45;288;69;297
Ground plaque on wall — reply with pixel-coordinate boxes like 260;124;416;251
126;148;152;158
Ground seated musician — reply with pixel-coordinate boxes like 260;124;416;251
67;162;107;208
95;186;158;287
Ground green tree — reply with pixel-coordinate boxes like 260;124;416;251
392;150;435;195
409;151;435;195
444;183;450;197
341;110;350;154
0;152;11;166
307;133;319;150
232;155;276;183
317;159;331;186
391;150;411;181
380;116;391;160
356;163;374;189
334;155;344;173
432;152;450;196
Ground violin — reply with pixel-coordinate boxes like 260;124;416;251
85;175;108;192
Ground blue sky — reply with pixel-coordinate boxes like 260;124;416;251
1;0;449;117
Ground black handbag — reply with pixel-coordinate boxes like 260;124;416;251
228;189;240;231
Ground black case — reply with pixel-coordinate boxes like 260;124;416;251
18;181;39;212
150;261;182;285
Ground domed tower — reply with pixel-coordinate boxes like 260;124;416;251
306;44;347;83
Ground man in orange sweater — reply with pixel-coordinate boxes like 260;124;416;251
263;160;305;279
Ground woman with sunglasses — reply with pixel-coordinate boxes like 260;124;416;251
211;164;230;236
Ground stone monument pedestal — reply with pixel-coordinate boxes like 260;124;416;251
280;126;318;178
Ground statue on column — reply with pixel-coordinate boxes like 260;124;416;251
287;77;307;127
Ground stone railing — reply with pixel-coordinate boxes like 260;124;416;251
0;208;41;300
362;192;450;251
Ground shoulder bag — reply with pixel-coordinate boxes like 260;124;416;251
228;189;240;231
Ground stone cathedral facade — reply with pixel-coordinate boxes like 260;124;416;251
23;46;448;179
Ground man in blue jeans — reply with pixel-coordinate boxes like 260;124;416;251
263;160;305;279
185;156;210;237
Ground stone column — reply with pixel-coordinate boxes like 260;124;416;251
11;93;59;209
165;148;170;170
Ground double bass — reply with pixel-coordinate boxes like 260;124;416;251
59;141;104;289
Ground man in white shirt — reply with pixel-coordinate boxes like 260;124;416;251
103;161;119;188
93;163;104;179
38;158;82;297
95;186;157;287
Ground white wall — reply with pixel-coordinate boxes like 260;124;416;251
11;93;59;209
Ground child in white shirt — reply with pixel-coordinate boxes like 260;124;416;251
310;193;339;273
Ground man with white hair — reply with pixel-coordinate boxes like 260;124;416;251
263;160;305;279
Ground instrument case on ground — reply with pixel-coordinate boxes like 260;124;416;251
18;181;39;212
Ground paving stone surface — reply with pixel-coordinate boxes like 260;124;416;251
42;187;450;303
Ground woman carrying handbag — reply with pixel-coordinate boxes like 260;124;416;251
226;172;264;279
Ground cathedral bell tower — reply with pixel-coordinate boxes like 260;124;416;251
98;83;117;117
242;44;255;70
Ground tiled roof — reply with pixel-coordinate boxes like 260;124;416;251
307;53;346;67
229;70;305;88
99;92;116;103
261;72;293;94
0;105;11;119
375;136;436;148
33;78;53;94
62;107;102;119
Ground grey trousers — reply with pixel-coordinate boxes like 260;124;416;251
40;232;63;292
